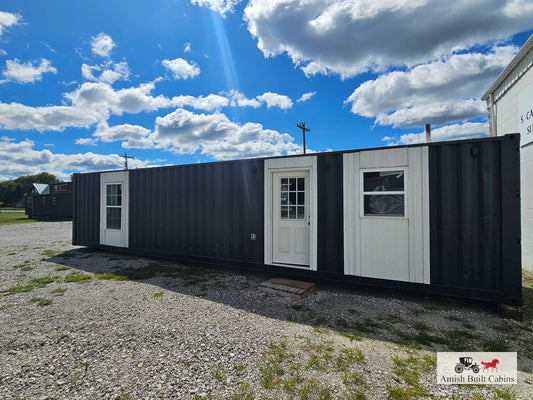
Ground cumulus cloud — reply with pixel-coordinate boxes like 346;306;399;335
75;137;99;146
81;61;130;84
94;122;153;149
244;0;533;77
190;0;243;17
162;58;201;80
150;108;301;159
256;92;293;110
91;33;115;57
383;122;489;146
3;58;57;84
345;46;516;128
170;94;229;111
0;137;148;180
0;10;20;36
228;90;262;108
184;43;191;53
297;92;316;103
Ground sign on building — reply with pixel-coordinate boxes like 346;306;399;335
519;83;533;146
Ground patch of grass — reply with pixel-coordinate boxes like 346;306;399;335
13;261;32;269
143;291;164;300
20;266;34;271
29;298;52;306
55;265;70;271
387;353;433;399
64;271;93;283
50;288;67;295
445;330;479;351
493;387;516;400
233;362;245;373
41;249;72;258
335;347;366;371
2;275;59;295
338;331;363;342
0;212;40;226
213;366;227;381
94;272;129;281
482;339;510;352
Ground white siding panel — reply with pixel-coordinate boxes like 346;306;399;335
360;148;408;168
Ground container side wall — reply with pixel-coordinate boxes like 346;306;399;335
429;134;522;304
317;153;344;274
129;160;264;264
72;173;101;246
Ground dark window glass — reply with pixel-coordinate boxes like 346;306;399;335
106;184;122;206
106;207;121;229
364;195;404;216
363;171;404;192
280;176;306;220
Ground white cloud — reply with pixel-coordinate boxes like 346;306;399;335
3;58;57;84
162;58;201;80
184;43;191;53
228;90;262;108
244;0;533;78
151;108;301;159
386;122;489;146
75;137;99;146
0;138;148;180
256;92;293;110
91;33;115;57
0;11;20;36
94;122;153;149
345;46;516;128
297;92;316;103
190;0;243;17
170;94;229;111
81;61;130;84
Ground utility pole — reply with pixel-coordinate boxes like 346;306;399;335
119;152;135;170
297;122;310;154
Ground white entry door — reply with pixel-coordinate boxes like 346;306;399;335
100;171;129;248
272;171;310;266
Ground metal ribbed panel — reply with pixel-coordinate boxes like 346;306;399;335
72;173;100;246
129;160;264;264
429;134;521;304
317;153;344;274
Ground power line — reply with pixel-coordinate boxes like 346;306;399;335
119;152;135;170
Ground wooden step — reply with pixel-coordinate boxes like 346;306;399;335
258;278;315;299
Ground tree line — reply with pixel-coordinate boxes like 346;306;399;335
0;173;61;206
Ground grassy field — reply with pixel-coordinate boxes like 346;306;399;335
0;211;39;226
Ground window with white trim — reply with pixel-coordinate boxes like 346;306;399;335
106;184;122;229
362;170;405;216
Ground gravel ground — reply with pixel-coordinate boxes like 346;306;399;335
1;221;533;399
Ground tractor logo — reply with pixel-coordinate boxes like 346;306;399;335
455;357;480;374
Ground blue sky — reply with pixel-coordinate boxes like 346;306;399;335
0;0;532;180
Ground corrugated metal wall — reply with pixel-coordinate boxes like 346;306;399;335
429;134;522;304
129;160;264;265
317;153;344;274
72;173;100;246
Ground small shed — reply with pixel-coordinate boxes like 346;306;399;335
25;182;73;219
72;135;522;305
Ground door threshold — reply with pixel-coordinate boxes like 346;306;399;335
271;262;311;270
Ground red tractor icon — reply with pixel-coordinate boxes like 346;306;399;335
455;357;480;374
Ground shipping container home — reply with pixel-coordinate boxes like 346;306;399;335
72;135;522;305
25;182;73;219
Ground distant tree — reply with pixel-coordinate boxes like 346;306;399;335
0;172;60;206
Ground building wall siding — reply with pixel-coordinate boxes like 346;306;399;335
429;135;521;304
72;173;100;246
129;160;264;264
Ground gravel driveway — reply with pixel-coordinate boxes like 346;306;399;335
1;221;532;399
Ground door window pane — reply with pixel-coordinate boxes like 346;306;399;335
106;184;122;206
106;207;121;229
280;176;306;220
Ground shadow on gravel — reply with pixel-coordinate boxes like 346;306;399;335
46;247;533;373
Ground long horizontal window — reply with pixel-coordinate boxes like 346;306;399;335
362;170;405;217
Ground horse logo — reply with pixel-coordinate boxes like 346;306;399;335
481;359;500;372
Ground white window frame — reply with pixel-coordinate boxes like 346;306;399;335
105;183;122;230
360;167;408;218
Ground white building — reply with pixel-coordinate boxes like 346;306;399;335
482;34;533;273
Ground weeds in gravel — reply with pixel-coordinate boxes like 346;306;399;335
55;265;70;271
387;353;434;399
50;288;67;295
1;276;58;295
64;271;93;283
213;365;227;381
41;249;71;258
482;338;510;352
142;291;164;300
257;334;367;398
29;297;52;306
13;261;32;269
94;272;129;281
493;387;517;400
